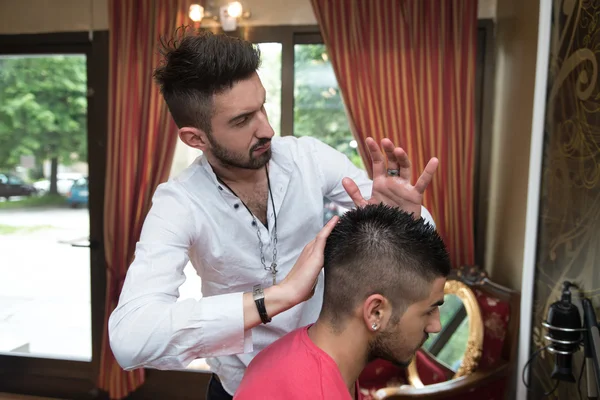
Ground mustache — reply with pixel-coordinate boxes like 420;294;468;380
251;139;271;152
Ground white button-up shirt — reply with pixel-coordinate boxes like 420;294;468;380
109;136;434;395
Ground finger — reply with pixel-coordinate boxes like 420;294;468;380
314;215;339;251
381;139;399;172
366;137;386;178
393;147;412;180
342;177;369;208
414;157;439;193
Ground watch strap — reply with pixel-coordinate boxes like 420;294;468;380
252;284;271;324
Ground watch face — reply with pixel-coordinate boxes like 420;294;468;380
252;285;264;298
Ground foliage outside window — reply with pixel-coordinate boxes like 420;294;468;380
0;55;87;190
293;44;364;170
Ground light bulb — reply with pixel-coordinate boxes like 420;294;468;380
227;1;243;18
189;4;204;22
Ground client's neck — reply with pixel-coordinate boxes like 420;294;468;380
308;318;368;395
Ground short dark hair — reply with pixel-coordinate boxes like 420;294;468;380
153;27;261;133
321;204;450;329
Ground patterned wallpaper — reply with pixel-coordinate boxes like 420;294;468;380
529;0;600;398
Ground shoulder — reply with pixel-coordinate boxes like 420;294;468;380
145;158;212;227
235;327;326;398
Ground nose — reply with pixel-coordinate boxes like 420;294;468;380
255;109;275;139
426;316;443;334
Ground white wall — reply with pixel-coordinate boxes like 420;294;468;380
484;0;540;291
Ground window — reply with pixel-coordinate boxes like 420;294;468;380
7;175;24;185
0;54;91;362
293;44;363;169
257;43;282;136
293;43;363;223
0;31;108;399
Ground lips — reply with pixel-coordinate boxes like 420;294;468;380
253;142;271;153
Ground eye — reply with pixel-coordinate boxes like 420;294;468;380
236;116;250;126
426;308;438;316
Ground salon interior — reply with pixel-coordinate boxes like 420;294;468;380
0;0;597;399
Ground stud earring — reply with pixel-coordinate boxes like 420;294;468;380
372;323;378;331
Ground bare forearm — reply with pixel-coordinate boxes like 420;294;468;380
243;285;295;330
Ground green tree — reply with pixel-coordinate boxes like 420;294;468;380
293;44;364;169
0;55;87;193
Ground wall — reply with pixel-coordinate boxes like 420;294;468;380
0;0;497;34
527;1;600;397
0;0;109;34
484;0;540;291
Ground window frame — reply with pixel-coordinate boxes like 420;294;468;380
0;31;108;399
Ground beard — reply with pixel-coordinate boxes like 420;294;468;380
368;330;429;369
207;134;271;170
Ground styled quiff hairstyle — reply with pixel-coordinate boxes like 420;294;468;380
153;28;261;134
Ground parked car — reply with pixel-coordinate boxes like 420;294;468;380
33;173;83;196
66;177;88;207
0;172;37;200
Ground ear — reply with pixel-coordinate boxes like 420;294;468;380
179;126;210;151
362;294;392;333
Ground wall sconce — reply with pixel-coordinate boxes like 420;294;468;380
189;2;251;32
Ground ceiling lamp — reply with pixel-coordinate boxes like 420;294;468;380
189;1;251;32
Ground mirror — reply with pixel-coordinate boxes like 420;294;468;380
407;280;484;387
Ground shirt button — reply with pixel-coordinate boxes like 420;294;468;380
218;186;223;190
234;203;240;209
251;221;257;226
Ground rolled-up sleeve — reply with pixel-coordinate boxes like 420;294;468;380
302;136;436;228
108;182;252;371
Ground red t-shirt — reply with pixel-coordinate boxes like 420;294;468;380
234;325;364;400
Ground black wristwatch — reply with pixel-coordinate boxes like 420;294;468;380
252;284;272;324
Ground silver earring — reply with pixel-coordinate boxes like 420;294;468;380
372;323;378;331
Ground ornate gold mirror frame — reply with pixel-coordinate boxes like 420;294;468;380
407;279;484;388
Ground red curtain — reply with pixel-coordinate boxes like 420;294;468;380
99;1;193;398
310;0;477;267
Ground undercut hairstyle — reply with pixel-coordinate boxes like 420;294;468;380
153;27;261;134
321;204;451;330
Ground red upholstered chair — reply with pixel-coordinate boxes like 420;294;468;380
413;350;455;385
359;359;407;399
373;266;520;400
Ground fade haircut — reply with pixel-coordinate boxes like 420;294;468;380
321;204;451;330
153;27;261;134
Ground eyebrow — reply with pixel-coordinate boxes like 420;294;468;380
228;111;254;125
430;299;444;308
227;92;267;125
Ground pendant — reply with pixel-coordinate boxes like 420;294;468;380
271;262;278;285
